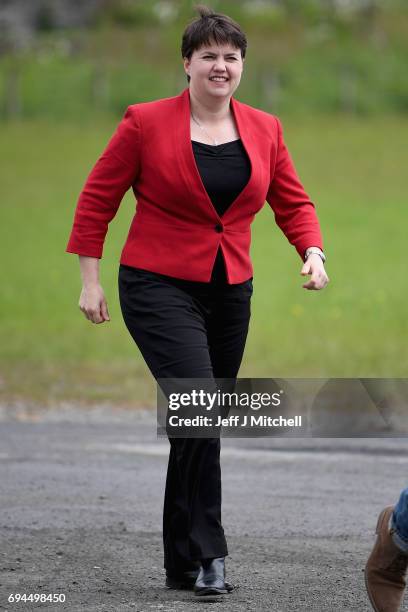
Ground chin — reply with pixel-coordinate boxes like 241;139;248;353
210;89;230;96
206;85;232;97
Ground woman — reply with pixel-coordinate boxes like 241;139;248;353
66;6;329;598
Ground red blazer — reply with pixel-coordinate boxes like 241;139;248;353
66;88;323;283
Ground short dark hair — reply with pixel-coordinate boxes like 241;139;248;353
181;5;247;82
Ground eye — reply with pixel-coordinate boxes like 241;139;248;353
201;54;239;61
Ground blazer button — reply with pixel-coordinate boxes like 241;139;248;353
214;224;224;233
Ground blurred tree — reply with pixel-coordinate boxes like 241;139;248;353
34;3;55;32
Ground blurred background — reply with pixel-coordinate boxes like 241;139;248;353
1;0;407;408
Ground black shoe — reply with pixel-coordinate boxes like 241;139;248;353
194;557;232;597
166;564;234;592
165;569;199;590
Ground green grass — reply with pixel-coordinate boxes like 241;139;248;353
1;114;407;406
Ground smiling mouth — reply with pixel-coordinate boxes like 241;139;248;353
209;77;229;82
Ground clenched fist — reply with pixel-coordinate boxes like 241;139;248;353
79;283;110;324
301;254;329;291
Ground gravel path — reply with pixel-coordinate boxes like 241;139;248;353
1;404;407;611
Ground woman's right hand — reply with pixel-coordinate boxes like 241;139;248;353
79;283;110;324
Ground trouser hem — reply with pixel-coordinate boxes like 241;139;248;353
391;515;408;554
189;547;229;562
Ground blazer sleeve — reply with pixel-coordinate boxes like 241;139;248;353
266;117;323;259
66;105;142;258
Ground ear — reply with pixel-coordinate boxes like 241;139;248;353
183;57;190;76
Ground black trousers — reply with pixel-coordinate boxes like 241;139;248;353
118;263;252;571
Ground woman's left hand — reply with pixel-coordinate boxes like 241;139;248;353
301;254;329;290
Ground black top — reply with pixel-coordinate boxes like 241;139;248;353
192;139;251;283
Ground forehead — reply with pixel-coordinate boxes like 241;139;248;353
194;42;241;56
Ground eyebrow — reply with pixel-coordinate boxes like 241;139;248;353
200;51;239;57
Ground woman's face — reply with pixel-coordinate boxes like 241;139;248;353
183;41;244;102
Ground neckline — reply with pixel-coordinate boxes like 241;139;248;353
191;138;241;148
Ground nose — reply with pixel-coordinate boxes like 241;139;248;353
213;58;227;72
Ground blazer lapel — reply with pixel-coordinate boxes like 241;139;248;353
226;95;264;222
175;88;218;221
